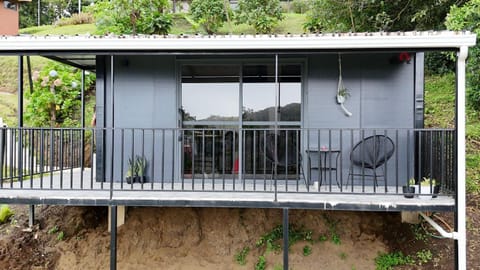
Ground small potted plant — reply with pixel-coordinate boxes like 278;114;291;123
126;157;137;184
419;177;440;199
402;178;416;198
135;155;147;184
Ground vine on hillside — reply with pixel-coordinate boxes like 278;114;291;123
25;62;95;127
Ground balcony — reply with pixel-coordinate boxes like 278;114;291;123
0;127;456;211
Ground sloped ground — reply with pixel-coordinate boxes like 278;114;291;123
1;203;478;270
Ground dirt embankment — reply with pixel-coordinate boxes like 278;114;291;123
0;205;468;270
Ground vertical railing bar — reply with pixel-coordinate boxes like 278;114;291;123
202;129;205;190
429;130;435;193
317;129;321;192
306;129;310;191
242;129;246;191
120;129;124;190
110;128;115;194
361;129;365;193
29;129;34;188
328;129;332;192
383;129;388;193
141;129;145;190
18;129;23;188
161;129;165;189
417;130;422;195
407;129;411;185
90;129;94;189
222;130;225;190
395;130;399;194
130;129;135;190
9;129;14;187
253;130;257;191
296;129;299;192
59;129;64;189
171;129;175;189
79;129;84;189
284;130;288;192
339;129;343;192
70;130;74;189
212;129;216;190
191;129;195;190
263;130;266;191
181;129;185;190
40;129;44;189
233;130;236;190
151;129;156;191
440;130;445;191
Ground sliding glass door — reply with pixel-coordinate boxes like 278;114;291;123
180;59;302;179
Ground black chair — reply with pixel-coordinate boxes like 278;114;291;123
347;135;395;188
261;132;306;188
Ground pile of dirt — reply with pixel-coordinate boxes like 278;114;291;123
0;202;478;270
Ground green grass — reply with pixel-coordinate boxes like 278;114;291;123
20;24;96;35
424;73;456;128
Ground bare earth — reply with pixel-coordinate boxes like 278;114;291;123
0;200;478;270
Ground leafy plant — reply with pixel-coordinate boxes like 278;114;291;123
190;0;228;34
255;255;266;270
420;177;437;187
25;62;95;127
48;225;59;234
340;252;347;260
323;214;341;245
57;231;65;241
303;245;312;256
375;251;414;270
235;0;284;33
136;155;147;178
0;205;13;223
88;0;172;35
291;0;310;14
126;157;137;178
416;249;432;265
234;247;249;265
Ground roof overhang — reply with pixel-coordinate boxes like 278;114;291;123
0;31;476;70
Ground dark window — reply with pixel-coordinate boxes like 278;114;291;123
4;1;17;11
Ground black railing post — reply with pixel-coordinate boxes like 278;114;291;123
110;205;117;270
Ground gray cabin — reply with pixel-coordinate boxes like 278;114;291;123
0;31;476;269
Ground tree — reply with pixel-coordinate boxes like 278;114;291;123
190;0;228;34
446;0;480;111
235;0;283;34
88;0;172;35
25;62;96;127
303;0;467;33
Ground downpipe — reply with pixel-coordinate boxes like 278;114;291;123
419;212;460;240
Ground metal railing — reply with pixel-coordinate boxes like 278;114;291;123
0;127;456;198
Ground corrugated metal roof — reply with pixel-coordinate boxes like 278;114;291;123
0;31;476;53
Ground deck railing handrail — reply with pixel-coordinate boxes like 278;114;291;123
0;127;456;200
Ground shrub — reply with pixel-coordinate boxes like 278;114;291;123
87;0;172;35
56;13;94;27
190;0;228;34
235;0;284;33
0;205;13;223
292;0;310;14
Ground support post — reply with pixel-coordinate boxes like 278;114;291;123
283;208;289;270
110;205;117;270
81;69;85;171
455;46;468;270
28;205;34;227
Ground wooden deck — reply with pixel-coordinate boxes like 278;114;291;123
0;168;455;211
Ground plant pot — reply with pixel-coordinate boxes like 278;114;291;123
419;185;440;199
126;176;134;184
135;176;146;184
402;186;415;198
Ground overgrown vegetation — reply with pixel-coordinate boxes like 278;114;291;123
375;251;414;270
24;62;95;127
87;0;173;35
190;0;229;34
235;0;284;33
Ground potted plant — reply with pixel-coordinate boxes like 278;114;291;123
402;178;416;198
126;157;137;184
419;177;440;199
135;155;147;184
